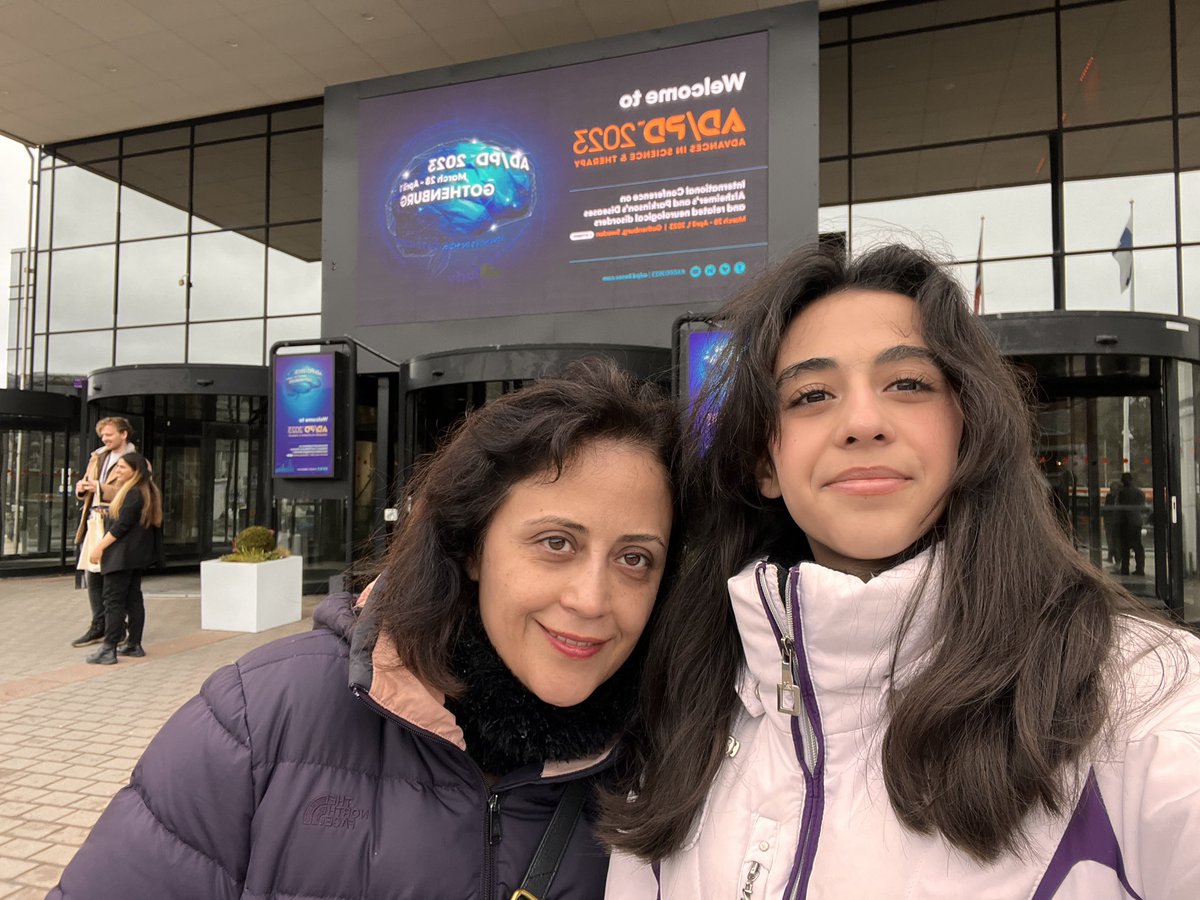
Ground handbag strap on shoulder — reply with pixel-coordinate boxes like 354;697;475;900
511;779;589;900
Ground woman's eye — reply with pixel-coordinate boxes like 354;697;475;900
620;551;651;568
542;536;569;552
890;376;932;393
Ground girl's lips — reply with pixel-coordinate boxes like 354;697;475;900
826;477;908;496
825;466;910;496
541;625;606;659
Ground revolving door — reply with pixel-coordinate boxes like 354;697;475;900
986;312;1200;624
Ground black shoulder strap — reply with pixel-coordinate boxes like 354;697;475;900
512;779;590;900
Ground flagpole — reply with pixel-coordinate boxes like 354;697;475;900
974;216;985;315
1128;199;1135;311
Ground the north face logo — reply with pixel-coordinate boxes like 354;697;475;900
302;794;369;829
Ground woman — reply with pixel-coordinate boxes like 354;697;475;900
86;451;162;665
52;358;679;899
602;244;1200;898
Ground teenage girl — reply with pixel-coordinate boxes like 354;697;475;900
601;243;1200;898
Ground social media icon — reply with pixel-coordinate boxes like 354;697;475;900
719;263;731;276
690;266;703;278
704;264;716;277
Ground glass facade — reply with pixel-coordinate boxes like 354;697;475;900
4;1;1200;601
819;0;1197;316
7;3;1196;383
17;100;322;390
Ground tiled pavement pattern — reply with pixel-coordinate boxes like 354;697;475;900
0;573;323;899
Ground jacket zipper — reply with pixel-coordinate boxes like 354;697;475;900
741;860;761;899
754;564;824;900
352;685;503;897
486;792;502;898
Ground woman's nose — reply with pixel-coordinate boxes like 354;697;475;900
560;558;610;617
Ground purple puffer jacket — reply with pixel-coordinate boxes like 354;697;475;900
48;593;615;899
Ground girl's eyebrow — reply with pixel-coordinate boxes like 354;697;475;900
775;357;835;387
776;344;935;387
875;344;936;365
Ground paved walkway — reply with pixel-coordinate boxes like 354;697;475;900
0;573;324;899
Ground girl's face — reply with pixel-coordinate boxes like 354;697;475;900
111;458;135;485
758;289;963;579
469;439;673;707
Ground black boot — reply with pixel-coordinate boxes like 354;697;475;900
71;624;105;648
117;642;145;658
86;645;118;665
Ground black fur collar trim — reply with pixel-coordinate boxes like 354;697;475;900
445;608;639;777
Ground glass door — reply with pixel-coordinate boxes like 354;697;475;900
1036;391;1166;609
203;423;258;556
0;426;70;559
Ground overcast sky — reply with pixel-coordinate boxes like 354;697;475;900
0;135;33;354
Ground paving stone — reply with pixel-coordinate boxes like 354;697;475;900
14;862;61;889
2;886;50;900
0;860;34;881
30;844;76;867
0;789;42;805
21;807;70;825
41;826;89;846
0;843;46;863
0;824;56;842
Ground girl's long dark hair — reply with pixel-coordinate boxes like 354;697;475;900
600;242;1147;862
371;357;681;699
109;451;163;529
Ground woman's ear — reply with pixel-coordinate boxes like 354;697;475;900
757;457;783;499
466;555;480;582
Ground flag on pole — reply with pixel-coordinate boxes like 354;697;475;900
1112;211;1133;293
973;218;984;315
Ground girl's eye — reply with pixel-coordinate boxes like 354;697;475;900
787;387;832;408
889;376;934;393
542;536;570;552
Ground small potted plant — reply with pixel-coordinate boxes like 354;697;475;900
200;526;303;632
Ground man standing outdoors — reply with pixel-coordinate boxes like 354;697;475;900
71;417;136;647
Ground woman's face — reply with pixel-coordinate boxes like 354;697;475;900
758;289;963;579
470;439;673;707
111;458;135;485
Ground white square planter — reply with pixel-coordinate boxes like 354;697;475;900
200;555;303;633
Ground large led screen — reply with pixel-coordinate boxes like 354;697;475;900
273;353;336;478
357;32;768;325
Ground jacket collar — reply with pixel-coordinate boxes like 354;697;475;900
728;548;941;735
312;591;614;779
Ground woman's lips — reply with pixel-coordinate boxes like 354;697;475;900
541;625;607;659
825;467;910;496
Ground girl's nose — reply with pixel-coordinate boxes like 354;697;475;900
837;390;893;446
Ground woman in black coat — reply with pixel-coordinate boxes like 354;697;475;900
87;451;163;664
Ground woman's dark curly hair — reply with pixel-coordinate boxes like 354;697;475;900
371;356;681;698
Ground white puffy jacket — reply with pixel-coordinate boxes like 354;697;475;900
606;551;1200;899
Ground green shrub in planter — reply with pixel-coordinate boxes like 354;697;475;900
221;526;290;562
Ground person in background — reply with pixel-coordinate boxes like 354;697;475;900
1104;478;1123;566
602;243;1200;899
51;358;680;899
1114;470;1148;577
86;451;162;664
71;416;136;648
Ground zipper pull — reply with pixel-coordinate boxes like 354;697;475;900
487;793;502;845
777;636;801;716
741;860;761;899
